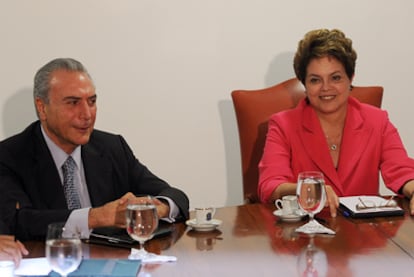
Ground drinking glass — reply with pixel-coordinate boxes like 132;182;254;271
45;222;82;277
126;195;159;259
296;171;327;234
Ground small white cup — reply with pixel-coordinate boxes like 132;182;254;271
195;207;216;225
275;195;299;215
0;261;15;277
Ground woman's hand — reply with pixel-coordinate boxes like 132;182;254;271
401;180;414;215
410;197;414;216
325;185;339;217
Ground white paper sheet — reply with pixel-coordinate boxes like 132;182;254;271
14;257;51;276
339;195;402;214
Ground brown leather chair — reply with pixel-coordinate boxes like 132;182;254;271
231;78;383;203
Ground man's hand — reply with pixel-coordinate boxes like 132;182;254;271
0;235;28;266
124;196;171;219
88;192;136;229
88;193;171;229
152;198;171;219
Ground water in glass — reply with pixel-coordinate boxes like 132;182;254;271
126;196;159;259
296;171;331;234
297;172;326;218
45;222;82;277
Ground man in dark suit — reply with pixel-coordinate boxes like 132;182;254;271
0;58;189;241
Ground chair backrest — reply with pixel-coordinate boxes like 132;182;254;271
231;78;383;203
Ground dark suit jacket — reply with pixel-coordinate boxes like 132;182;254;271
0;121;189;240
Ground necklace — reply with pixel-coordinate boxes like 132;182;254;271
325;133;342;151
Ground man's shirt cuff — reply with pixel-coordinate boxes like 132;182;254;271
156;196;179;223
64;208;92;239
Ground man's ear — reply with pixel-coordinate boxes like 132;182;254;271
35;98;46;120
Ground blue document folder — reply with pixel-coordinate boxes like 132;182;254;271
48;259;141;277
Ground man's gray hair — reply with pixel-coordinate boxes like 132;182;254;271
33;58;94;103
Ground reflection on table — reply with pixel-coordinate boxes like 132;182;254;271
24;199;414;276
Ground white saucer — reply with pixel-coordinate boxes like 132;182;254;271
186;219;222;232
273;210;307;222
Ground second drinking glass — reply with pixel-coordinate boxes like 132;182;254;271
126;195;159;260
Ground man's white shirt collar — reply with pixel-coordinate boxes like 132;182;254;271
40;125;82;170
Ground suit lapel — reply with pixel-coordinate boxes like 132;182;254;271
337;101;372;183
300;105;339;186
81;137;115;207
31;124;116;209
32;124;68;209
299;99;371;195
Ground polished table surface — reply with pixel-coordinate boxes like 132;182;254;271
25;199;414;276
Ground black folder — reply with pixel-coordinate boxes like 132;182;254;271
85;222;173;248
338;196;405;219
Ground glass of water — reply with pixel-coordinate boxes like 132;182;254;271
126;195;159;259
296;171;328;234
45;222;82;277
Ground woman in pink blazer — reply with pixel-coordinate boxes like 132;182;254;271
258;29;414;216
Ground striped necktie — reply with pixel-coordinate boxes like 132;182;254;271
61;156;81;209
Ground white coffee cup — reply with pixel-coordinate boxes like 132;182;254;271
275;195;299;215
195;207;216;225
0;261;14;277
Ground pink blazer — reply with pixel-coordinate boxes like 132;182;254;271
258;97;414;203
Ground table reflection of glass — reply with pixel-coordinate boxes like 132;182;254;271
297;236;327;277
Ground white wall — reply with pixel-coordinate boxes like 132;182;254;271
1;1;413;209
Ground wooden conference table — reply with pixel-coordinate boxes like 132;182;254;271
25;199;414;276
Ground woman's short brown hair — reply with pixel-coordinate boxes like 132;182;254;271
293;29;357;84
